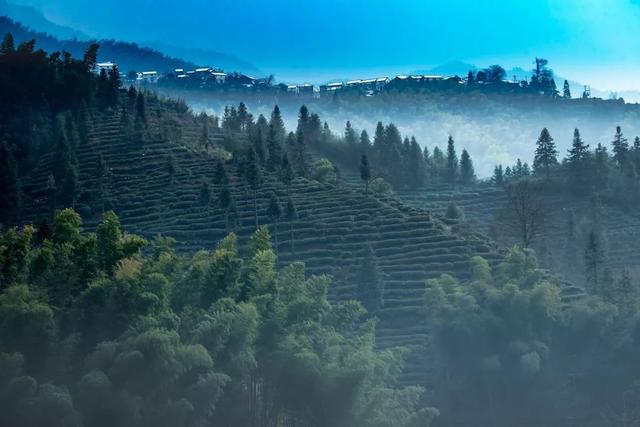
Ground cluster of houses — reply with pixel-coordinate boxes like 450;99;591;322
95;60;530;97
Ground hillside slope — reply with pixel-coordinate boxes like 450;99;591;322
15;95;517;384
397;184;640;284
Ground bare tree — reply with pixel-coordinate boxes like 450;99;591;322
501;179;546;248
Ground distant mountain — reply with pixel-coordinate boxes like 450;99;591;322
148;41;262;77
0;0;261;75
0;0;89;40
412;60;477;76
0;16;198;73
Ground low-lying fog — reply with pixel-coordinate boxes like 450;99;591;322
181;93;640;177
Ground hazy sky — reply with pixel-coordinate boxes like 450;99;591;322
12;0;640;90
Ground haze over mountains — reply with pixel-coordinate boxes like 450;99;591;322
0;0;262;75
8;0;640;94
3;0;640;102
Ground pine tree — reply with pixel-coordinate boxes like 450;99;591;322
82;43;99;72
269;105;286;144
357;245;384;313
432;146;445;182
135;92;147;124
250;124;266;166
297;105;310;136
459;149;475;185
372;121;385;163
567;128;590;187
345;121;357;145
493;165;504;186
266;192;282;250
408;137;425;188
611;126;629;168
244;148;262;229
200;119;211;152
0;141;20;223
360;154;371;193
1;33;15;55
266;124;282;172
584;229;607;294
360;130;371;150
280;153;294;194
467;70;474;85
107;65;121;107
446;136;458;185
533;128;558;178
563;80;571;99
567;128;589;164
292;129;309;177
594;143;610;189
633;137;640;174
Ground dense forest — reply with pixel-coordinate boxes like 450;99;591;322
2;35;640;427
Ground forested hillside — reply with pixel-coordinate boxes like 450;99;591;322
0;16;197;73
2;36;640;426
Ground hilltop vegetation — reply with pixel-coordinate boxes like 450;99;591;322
0;16;198;73
0;210;440;427
2;36;640;426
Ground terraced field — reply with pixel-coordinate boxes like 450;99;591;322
20;99;506;385
397;183;640;281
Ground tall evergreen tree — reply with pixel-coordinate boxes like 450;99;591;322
408;137;425;188
593;143;610;189
533;128;558;178
292;129;309;177
297;105;310;136
266;192;282;250
492;165;504;186
467;70;474;85
372;121;385;161
563;80;571;99
135;92;147;124
200;119;211;152
0;33;15;55
432;146;445;182
269;105;286;144
107;65;121;107
567;128;590;187
266;124;282;172
280;153;294;194
345;121;357;146
611;126;629;168
360;130;371;151
445;136;458;185
459;149;475;185
584;229;607;294
360;154;371;193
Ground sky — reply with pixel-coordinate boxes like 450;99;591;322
11;0;640;90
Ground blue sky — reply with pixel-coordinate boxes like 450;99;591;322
13;0;640;90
